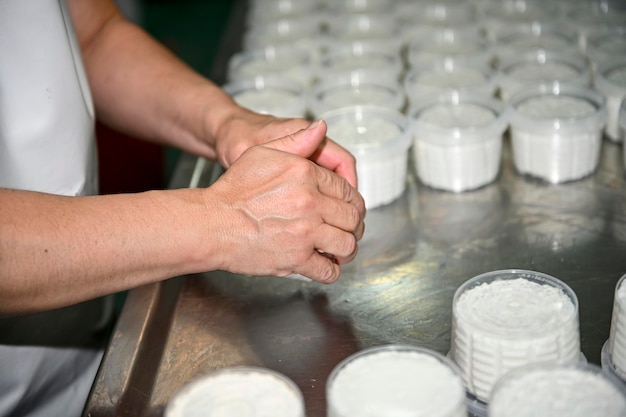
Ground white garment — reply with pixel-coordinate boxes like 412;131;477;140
0;0;97;195
0;1;107;416
0;345;102;417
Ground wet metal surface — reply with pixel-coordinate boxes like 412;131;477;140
84;1;626;415
85;138;626;417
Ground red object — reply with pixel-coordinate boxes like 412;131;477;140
96;122;165;194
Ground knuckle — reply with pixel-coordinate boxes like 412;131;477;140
340;234;358;258
341;177;353;197
338;176;354;202
290;160;317;184
289;218;313;239
318;263;339;283
346;205;362;231
298;192;318;212
292;252;310;269
346;151;357;167
304;160;320;178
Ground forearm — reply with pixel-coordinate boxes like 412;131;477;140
0;124;365;314
0;187;219;314
69;0;240;159
67;0;360;184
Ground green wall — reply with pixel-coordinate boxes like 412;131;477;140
141;0;235;183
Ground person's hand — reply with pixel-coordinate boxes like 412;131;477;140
213;107;359;188
205;120;365;283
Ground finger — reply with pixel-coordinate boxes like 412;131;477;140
260;120;360;193
310;138;359;189
261;119;327;160
296;251;341;284
315;165;366;219
313;223;359;265
317;195;365;241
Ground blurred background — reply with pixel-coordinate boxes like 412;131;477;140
99;0;233;195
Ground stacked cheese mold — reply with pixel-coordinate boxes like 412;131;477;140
623;101;626;165
227;44;316;91
223;75;307;118
322;105;412;209
585;26;626;74
309;69;405;119
450;269;582;417
496;23;578;55
245;0;321;28
407;28;494;70
602;273;626;385
565;1;626;52
403;59;499;104
237;0;625;198
408;92;508;192
593;57;626;143
508;83;607;184
480;0;562;42
497;49;591;101
242;14;327;65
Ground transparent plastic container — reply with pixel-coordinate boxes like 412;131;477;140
394;1;477;33
321;105;412;209
489;362;626;417
242;14;325;62
551;0;583;16
594;57;626;142
497;50;591;101
602;274;626;385
403;60;499;104
508;83;607;184
407;28;495;70
481;0;562;41
450;269;582;412
324;0;391;14
309;70;405;119
408;92;508;192
322;37;405;64
227;45;315;89
401;23;483;56
246;0;322;27
327;345;468;417
318;40;404;83
565;1;626;52
223;75;307;118
392;0;482;48
493;22;580;66
622;101;626;167
585;26;626;69
324;12;401;45
165;366;305;417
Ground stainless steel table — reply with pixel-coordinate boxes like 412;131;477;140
84;137;626;417
84;1;626;415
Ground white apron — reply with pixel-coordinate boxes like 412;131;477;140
0;1;109;416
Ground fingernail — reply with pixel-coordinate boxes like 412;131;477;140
306;119;321;130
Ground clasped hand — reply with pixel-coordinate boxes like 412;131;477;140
207;120;366;283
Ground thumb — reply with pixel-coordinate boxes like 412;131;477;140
262;120;327;159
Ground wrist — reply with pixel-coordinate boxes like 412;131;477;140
200;86;243;158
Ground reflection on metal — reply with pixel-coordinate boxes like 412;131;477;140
188;157;205;189
85;138;626;417
83;2;626;415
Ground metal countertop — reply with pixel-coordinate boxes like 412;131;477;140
84;1;626;415
85;137;626;417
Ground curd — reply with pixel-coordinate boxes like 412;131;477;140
165;367;305;417
451;270;581;403
327;345;467;417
